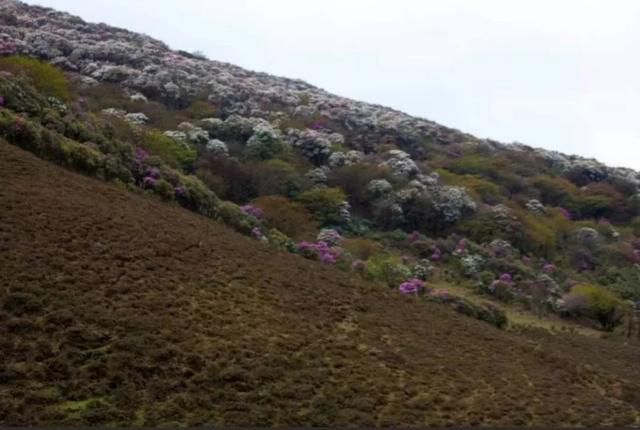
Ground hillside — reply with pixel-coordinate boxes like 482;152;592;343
1;0;640;426
1;141;640;426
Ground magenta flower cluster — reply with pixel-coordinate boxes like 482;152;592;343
142;167;160;189
430;246;443;262
297;241;342;264
174;186;187;198
142;176;157;188
542;263;557;273
241;204;263;219
252;227;266;241
399;278;425;295
489;273;513;294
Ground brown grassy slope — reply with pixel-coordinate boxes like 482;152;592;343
0;141;639;427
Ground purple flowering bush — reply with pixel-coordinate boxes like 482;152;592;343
297;241;343;265
399;278;425;295
241;204;264;219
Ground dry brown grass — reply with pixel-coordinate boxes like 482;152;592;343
1;141;639;426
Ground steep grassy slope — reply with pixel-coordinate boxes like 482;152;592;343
1;141;639;427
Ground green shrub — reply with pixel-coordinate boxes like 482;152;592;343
297;187;347;225
0;56;70;100
365;254;411;287
103;154;134;184
0;112;40;152
0;73;51;115
60;140;105;175
266;228;296;253
154;179;175;201
142;131;196;169
217;202;258;235
180;175;219;218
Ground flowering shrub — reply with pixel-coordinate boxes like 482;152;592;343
245;122;284;160
380;150;419;180
399;278;425;295
205;138;229;157
317;228;343;246
460;254;484;278
412;259;434;281
174;186;187;198
542;262;557;274
142;176;157;188
241;204;263;219
297;241;342;264
251;227;268;242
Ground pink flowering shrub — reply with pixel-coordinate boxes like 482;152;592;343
430;246;443;262
241;204;264;219
297;241;343;264
399;278;425;295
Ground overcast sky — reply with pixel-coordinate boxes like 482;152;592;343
25;0;640;169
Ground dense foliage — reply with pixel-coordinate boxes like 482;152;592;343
1;55;639;333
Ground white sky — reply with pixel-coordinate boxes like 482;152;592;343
25;0;640;169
